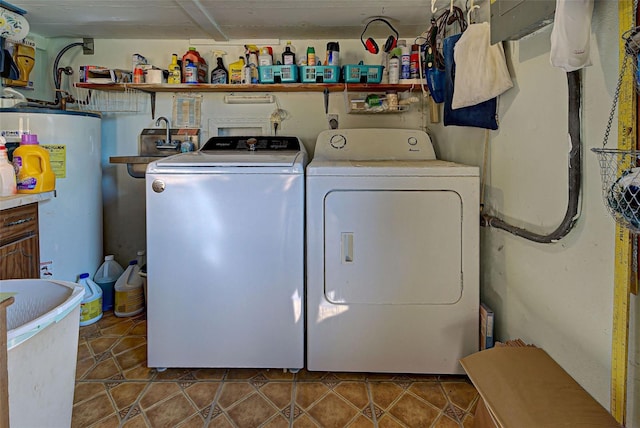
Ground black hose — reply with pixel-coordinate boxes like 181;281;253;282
52;42;83;105
480;70;582;243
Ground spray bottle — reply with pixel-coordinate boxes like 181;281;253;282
244;44;259;84
210;50;229;84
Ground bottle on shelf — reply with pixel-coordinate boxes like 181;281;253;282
282;41;296;65
410;44;420;79
229;56;245;84
388;53;400;84
167;54;181;84
399;40;410;80
306;46;315;66
184;60;198;84
0;136;17;197
182;47;207;83
210;50;229;84
12;133;55;194
258;47;273;66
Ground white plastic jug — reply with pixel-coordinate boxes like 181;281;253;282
78;273;103;326
114;260;144;317
93;255;124;311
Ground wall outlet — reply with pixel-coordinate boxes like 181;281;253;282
328;114;339;129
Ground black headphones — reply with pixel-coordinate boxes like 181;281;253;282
360;18;399;54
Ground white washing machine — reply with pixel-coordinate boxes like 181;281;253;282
146;136;306;370
306;128;479;374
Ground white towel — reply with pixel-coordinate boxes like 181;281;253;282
452;22;513;110
550;0;594;72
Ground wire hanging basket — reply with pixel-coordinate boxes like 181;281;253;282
592;148;640;233
592;23;640;233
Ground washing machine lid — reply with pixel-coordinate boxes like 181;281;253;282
149;136;306;170
306;159;479;177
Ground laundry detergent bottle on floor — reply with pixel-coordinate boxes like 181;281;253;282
12;134;55;193
114;260;145;317
93;255;124;311
79;272;103;326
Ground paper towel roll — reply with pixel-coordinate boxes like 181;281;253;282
0;8;29;41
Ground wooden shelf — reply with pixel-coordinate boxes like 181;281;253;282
75;82;418;93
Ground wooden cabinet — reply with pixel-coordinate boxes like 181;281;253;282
0;203;39;279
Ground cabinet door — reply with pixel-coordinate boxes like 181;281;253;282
0;235;40;279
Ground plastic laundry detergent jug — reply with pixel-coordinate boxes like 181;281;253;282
93;255;124;311
12;134;55;193
78;272;103;326
114;260;145;317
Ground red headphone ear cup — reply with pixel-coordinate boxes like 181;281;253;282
383;36;397;53
365;38;379;54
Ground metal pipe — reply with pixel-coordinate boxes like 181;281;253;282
480;70;582;243
52;42;83;105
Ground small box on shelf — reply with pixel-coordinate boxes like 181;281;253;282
300;66;340;83
343;64;384;84
258;65;299;83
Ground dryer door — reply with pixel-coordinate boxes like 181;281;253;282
324;190;463;305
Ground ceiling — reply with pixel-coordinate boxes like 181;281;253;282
7;0;458;41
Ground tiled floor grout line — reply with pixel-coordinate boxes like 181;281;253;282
203;369;227;427
365;380;379;427
119;380;154;427
289;376;297;428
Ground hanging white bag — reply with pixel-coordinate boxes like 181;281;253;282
451;22;513;110
550;0;594;72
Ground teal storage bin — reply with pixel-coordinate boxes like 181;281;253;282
343;63;384;83
300;65;340;83
259;65;298;83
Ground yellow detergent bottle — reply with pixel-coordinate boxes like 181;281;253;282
228;56;245;84
12;134;55;193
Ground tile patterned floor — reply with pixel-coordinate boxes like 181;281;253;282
73;311;479;428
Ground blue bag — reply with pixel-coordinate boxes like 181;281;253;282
443;33;499;130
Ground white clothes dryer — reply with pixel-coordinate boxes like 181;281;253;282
306;128;479;374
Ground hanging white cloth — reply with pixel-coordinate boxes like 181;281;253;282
550;0;595;72
452;22;513;110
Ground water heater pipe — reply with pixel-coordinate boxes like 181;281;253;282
481;70;581;243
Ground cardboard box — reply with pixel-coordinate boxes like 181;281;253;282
460;346;621;428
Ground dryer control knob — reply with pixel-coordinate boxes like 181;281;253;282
152;179;166;193
330;134;347;149
247;137;258;151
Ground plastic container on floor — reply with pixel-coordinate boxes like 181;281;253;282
114;260;145;317
78;272;102;326
94;254;124;311
3;278;84;428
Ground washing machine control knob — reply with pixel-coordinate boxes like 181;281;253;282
330;134;347;149
152;179;166;193
247;137;258;151
407;137;418;146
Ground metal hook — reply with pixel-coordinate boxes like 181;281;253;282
431;0;437;13
467;4;480;23
450;0;454;13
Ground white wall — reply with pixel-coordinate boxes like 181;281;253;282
32;1;638;424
